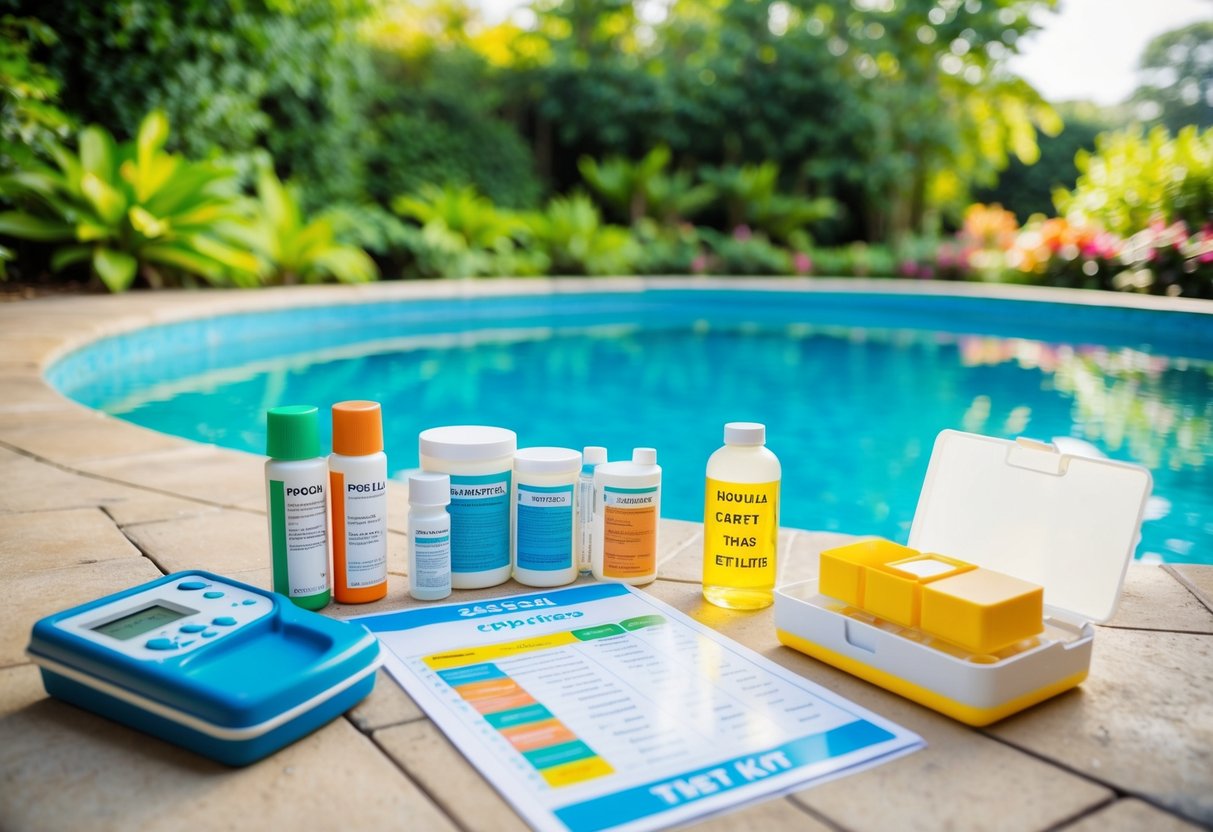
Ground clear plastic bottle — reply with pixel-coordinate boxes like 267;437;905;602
592;448;661;586
577;446;607;576
265;405;330;610
408;472;452;601
702;423;781;610
329;400;388;604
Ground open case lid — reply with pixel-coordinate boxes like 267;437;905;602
908;430;1153;623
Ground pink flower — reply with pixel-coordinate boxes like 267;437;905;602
793;252;813;274
691;254;709;274
732;224;752;241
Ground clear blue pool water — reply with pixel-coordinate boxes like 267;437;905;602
48;289;1213;564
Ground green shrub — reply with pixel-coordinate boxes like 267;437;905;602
249;165;376;285
807;243;899;278
630;219;703;275
1054;125;1213;236
0;111;259;291
578;145;716;227
700;162;836;244
524;193;637;276
699;228;791;276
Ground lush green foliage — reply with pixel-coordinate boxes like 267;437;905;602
1131;22;1213;134
524;193;637;276
4;0;375;207
0;16;72;173
0;111;259;291
250;165;377;284
1054;125;1213;237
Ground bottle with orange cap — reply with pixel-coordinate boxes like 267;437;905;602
329;400;389;603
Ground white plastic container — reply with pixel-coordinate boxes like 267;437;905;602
592;448;661;586
703;422;781;610
408;472;452;601
512;447;581;588
774;430;1153;726
329;401;388;604
265;405;330;611
578;446;607;575
418;426;516;589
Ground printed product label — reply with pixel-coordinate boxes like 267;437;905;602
270;478;329;597
332;471;388;589
702;478;779;590
602;486;658;578
516;484;574;572
413;527;452;590
449;471;512;574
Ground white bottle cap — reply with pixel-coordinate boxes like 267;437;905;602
419;425;517;462
409;472;450;506
632;447;657;465
582;446;608;466
515;446;582;475
724;422;765;446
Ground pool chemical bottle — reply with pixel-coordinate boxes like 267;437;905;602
265;405;331;610
702;422;781;610
418;425;517;589
408;472;452;601
592;448;661;586
513;447;582;588
329;400;388;604
578;446;608;575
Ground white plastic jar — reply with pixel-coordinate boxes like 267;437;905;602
592;448;662;586
418;425;517;589
512;447;582;587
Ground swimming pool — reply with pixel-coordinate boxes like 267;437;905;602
47;286;1213;565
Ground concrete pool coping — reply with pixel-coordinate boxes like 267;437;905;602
1;278;1211;831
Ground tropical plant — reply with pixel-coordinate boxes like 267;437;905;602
700;162;836;244
1054;125;1213;237
698;226;791;277
0;16;72;173
578;145;716;226
392;182;531;278
249;166;377;285
524;193;637;276
0;110;259;291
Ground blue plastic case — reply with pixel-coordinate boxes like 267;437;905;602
27;570;382;766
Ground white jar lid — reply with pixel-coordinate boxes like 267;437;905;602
409;472;450;506
632;447;657;465
419;425;517;461
724;422;765;445
582;446;608;466
515;446;582;475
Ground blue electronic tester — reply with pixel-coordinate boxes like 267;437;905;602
27;570;382;766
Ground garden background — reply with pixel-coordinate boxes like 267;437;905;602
1;0;1210;297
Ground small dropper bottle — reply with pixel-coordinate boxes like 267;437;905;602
408;472;452;601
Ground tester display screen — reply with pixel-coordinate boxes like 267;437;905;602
92;604;192;641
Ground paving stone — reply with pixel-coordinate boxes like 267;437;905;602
0;448;211;524
1103;564;1213;632
0;417;188;464
0;700;456;832
347;669;424;732
0;333;76;367
0;375;83;414
1;507;143;576
1059;798;1205;832
79;445;265;507
374;719;531;832
691;797;834;831
988;626;1213;826
123;508;268;575
645;579;1114;832
0;663;47;718
1167;564;1213;615
2;558;164;668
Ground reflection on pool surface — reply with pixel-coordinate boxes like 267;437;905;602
48;289;1213;565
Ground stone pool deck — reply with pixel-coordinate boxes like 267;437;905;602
1;280;1212;831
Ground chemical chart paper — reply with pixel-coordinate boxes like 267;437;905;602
356;583;923;832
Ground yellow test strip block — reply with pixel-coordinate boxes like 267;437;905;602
864;554;975;628
819;539;917;607
920;568;1044;654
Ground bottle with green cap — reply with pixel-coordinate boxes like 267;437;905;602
265;405;331;610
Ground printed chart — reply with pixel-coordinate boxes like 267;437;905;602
357;584;922;832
